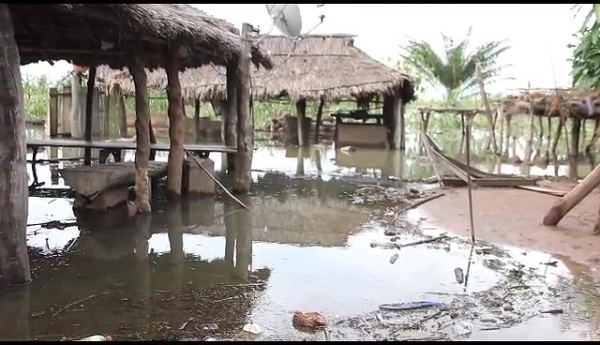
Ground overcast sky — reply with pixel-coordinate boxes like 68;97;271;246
20;4;581;98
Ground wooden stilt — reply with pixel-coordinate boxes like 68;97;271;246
571;117;582;161
585;118;600;156
313;97;324;143
546;116;552;157
536;115;544;158
233;23;253;194
194;98;201;141
224;62;238;173
551;116;564;160
128;56;151;214
165;44;184;200
524;102;535;163
83;65;96;166
296;98;307;147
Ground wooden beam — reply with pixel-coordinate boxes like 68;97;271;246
83;65;96;165
0;4;31;285
165;44;185;200
233;23;253;194
128;55;151;214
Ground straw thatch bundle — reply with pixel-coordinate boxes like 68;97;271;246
99;34;416;103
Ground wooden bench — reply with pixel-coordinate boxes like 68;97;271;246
27;138;237;164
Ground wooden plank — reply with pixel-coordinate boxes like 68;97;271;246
516;185;567;197
59;162;167;198
26;138;236;153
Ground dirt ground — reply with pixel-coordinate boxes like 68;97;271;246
418;180;600;278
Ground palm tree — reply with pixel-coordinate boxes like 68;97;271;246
400;28;510;104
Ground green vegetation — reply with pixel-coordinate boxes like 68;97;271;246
570;4;600;88
399;27;510;104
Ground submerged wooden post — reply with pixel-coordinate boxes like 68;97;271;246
165;44;185;200
224;62;238;172
128;56;151;214
296;98;307;147
0;4;31;285
194;98;201;140
48;88;59;137
233;23;253;193
313;97;325;142
83;65;97;166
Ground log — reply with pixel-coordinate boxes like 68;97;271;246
542;162;600;226
224;62;238;173
83;65;96;166
165;45;184;200
128;56;151;214
233;23;253;193
0;4;31;285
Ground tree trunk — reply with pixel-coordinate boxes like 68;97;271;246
0;4;32;286
128;57;151;214
542;162;600;226
165;47;184;200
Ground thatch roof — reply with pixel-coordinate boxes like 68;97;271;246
10;4;272;69
99;34;416;103
500;89;600;118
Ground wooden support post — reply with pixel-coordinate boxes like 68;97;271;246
296;98;307;147
224;62;238;173
128;56;151;214
582;119;588;154
233;23;253;194
0;4;31;286
399;97;406;150
194;98;201;141
504;114;512;156
475;61;498;153
313;97;325;143
585;118;600;156
546;116;552;157
497;106;505;156
48;88;59;138
551;117;565;160
165;45;184;200
571;117;582;161
102;90;110;138
112;84;128;138
83;65;96;166
392;91;402;150
536;115;544;158
149;117;156;161
543;162;600;228
524;102;535;163
382;95;395;148
460;113;466;154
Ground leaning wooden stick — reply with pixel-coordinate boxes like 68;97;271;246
185;150;249;210
465;115;476;243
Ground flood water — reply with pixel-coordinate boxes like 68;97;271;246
12;126;600;340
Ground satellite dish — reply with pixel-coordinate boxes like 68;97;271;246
266;4;303;38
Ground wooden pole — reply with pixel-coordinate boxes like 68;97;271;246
475;61;498;153
128;56;151;214
399;97;406;150
194;98;201;141
504;114;512;156
536;115;544;158
165;44;184;200
224;62;238;173
296;98;307;147
233;23;253;193
524;102;535;163
313;97;325;143
497;105;505;156
551;117;564;160
392;91;402;150
148;117;156;161
585;118;600;156
571;117;581;161
102;89;110;138
465;113;476;242
83;65;96;166
48;88;58;138
543;162;600;226
0;4;31;286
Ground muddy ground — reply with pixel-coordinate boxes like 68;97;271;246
417;181;600;279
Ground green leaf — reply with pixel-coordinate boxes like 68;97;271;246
594;4;600;23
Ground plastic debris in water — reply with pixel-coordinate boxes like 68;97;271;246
389;253;399;264
379;301;442;312
453;321;473;336
454;267;464;284
75;335;113;341
242;323;261;335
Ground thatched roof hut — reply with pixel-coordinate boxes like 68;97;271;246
10;4;272;69
500;89;600;118
100;34;415;103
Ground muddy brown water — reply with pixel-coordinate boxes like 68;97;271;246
12;127;600;340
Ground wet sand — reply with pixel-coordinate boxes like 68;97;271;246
418;182;600;277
